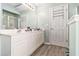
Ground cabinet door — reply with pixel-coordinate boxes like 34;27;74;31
11;34;27;56
69;23;76;56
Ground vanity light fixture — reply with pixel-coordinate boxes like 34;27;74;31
22;3;34;11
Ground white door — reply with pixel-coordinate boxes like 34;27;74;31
49;4;68;47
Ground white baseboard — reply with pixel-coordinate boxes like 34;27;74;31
44;42;69;48
44;42;51;45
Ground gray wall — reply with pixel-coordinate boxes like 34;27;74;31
68;3;79;19
0;35;11;56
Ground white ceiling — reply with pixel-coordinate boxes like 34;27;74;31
6;3;22;7
2;3;67;13
5;3;33;12
6;3;79;7
6;3;66;8
3;3;79;13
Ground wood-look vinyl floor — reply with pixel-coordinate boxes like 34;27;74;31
32;44;66;56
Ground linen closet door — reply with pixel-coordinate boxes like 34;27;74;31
49;4;68;47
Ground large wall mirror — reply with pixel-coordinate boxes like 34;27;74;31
2;10;19;29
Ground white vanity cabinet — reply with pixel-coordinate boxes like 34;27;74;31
68;15;79;56
0;30;44;56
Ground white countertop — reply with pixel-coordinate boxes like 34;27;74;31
0;29;43;36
